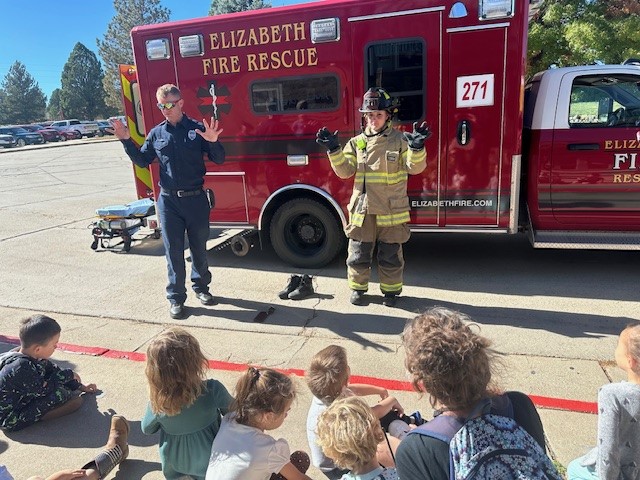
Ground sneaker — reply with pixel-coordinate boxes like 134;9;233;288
278;275;301;299
350;290;365;305
196;292;216;305
169;303;185;319
288;274;314;300
382;293;398;307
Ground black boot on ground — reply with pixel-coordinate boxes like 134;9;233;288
350;290;365;305
278;275;301;299
288;275;314;300
383;294;399;307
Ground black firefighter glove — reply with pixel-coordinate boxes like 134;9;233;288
403;121;431;150
316;127;341;153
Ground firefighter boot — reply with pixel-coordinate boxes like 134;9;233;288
278;275;301;299
288;275;314;300
350;290;366;306
82;415;129;478
383;293;399;307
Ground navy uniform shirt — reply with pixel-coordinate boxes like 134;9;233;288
122;115;225;191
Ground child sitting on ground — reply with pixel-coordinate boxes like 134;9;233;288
305;345;412;475
142;327;234;480
316;396;398;480
567;322;640;480
206;366;312;480
0;314;97;432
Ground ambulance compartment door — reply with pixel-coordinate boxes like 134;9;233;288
349;7;442;227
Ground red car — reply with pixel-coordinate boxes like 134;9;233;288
22;124;63;143
49;126;81;141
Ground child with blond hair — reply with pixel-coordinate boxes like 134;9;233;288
206;367;312;480
567;322;640;480
305;345;409;474
316;396;398;480
142;327;233;480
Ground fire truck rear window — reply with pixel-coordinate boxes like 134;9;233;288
251;76;339;114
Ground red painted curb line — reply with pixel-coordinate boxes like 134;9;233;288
0;334;598;414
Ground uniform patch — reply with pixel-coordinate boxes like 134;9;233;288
386;151;398;162
188;130;197;141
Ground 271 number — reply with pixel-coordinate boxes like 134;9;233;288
461;80;488;101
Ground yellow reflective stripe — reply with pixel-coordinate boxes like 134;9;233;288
134;164;152;190
408;149;426;164
380;282;402;293
376;212;410;226
329;152;346;166
350;212;365;227
354;171;408;184
348;280;368;290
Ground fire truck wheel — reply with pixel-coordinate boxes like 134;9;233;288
270;198;343;268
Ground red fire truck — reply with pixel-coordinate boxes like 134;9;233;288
120;0;640;268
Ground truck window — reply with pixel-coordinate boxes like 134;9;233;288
250;75;339;114
569;74;640;128
364;39;424;122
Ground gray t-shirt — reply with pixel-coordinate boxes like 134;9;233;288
581;382;640;480
307;396;335;471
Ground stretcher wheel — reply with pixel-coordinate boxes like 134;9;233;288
123;236;132;252
90;238;99;250
152;230;161;240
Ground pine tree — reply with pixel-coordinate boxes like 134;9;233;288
47;89;64;120
209;0;270;16
0;61;47;124
59;43;109;119
97;0;170;111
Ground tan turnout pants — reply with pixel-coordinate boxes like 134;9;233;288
345;213;409;294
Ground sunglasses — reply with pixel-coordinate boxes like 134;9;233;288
157;100;180;110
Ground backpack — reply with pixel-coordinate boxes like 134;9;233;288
409;397;562;480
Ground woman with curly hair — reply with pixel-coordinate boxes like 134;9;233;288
395;307;547;480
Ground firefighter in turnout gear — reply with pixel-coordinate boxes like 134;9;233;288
316;88;429;306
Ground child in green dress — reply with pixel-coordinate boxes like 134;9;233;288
142;327;233;480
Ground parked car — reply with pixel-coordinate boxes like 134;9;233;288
0;126;44;147
49;119;99;138
49;126;81;141
95;120;113;136
0;132;17;148
21;124;63;143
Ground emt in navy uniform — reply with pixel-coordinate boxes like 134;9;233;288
110;84;225;319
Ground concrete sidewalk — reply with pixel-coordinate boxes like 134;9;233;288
0;308;620;480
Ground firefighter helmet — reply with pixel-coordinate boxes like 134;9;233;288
358;87;397;113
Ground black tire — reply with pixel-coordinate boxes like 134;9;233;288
74;130;82;138
16;138;26;147
270;198;344;268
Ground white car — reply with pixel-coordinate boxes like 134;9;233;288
50;119;99;138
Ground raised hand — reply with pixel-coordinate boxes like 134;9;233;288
107;118;131;140
316;127;340;152
403;121;431;150
196;117;223;142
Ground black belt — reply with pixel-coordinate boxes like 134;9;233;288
162;188;203;198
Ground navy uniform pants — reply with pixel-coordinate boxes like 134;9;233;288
157;190;211;305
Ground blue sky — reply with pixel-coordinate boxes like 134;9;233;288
0;0;305;101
